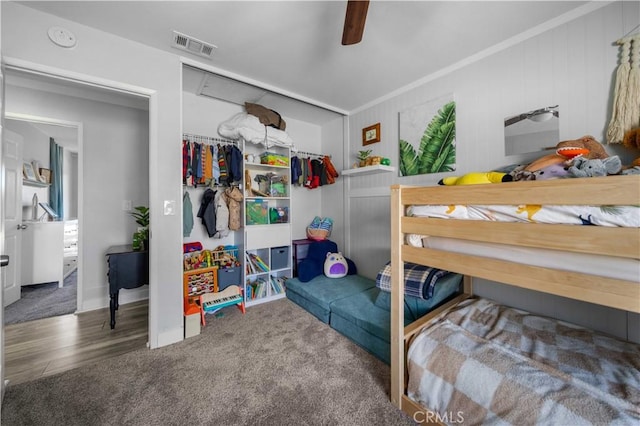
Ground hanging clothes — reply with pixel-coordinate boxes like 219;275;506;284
183;191;194;237
211;144;220;185
203;144;213;184
183;140;193;186
197;188;217;237
218;144;228;184
228;145;243;184
225;186;244;231
310;158;324;188
291;156;302;185
323;156;339;185
214;190;229;238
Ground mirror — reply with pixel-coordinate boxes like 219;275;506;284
504;105;559;156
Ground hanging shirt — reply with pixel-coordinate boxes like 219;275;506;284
218;144;228;185
212;144;220;185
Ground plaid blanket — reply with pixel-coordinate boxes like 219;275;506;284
376;261;451;299
407;298;640;425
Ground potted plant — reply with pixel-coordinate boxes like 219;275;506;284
357;149;372;167
130;206;149;250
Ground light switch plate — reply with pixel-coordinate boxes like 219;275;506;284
164;200;176;215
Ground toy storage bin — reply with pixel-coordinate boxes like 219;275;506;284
270;246;290;270
260;152;289;166
269;207;289;224
246;200;268;225
217;267;242;291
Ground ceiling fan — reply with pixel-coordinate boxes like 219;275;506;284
342;0;369;45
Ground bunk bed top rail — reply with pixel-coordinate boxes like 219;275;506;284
393;174;639;206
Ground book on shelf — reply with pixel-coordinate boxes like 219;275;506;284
269;276;285;295
247;278;268;300
245;252;269;274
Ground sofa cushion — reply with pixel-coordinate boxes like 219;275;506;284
285;274;375;323
329;307;392;364
330;287;392;343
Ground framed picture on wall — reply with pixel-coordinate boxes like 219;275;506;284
23;162;36;181
362;123;381;146
39;168;52;184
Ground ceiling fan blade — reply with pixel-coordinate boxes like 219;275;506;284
342;0;369;45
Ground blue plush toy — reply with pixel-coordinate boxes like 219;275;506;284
324;252;348;278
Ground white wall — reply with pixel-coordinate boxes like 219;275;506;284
2;2;185;347
343;1;640;340
5;83;149;311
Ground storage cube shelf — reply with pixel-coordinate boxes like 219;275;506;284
243;141;292;307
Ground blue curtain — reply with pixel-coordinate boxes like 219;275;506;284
49;137;64;219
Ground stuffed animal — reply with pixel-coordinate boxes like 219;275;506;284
622;128;640;172
556;135;608;160
567;156;622;178
438;171;512;186
324;252;348;278
523;153;567;172
532;162;570;180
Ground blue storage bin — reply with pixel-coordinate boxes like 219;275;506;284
270;246;290;270
217;267;241;290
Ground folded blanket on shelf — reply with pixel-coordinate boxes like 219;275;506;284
218;112;294;149
376;261;452;299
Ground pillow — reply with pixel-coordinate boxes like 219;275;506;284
324;252;348;278
297;240;357;282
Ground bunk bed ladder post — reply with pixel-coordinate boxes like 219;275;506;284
390;185;404;409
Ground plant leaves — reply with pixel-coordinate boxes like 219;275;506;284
399;140;418;176
399;100;456;176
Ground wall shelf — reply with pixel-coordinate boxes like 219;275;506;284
341;165;395;176
23;179;50;188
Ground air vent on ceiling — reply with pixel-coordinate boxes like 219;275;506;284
171;30;217;59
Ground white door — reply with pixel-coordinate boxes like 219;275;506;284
2;129;23;306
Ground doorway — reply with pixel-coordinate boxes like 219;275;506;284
2;66;151;374
3;114;80;325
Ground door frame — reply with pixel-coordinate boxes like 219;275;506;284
1;58;158;349
5;112;83;310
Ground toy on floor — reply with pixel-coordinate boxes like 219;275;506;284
324;252;348;278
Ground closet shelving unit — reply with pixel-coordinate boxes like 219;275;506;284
182;133;244;315
242;139;292;306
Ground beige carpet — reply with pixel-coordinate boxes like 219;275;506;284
1;298;414;426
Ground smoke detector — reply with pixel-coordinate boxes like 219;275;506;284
48;26;77;48
171;30;216;59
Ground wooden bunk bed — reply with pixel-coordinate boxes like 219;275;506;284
390;175;640;424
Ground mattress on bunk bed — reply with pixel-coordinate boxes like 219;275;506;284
406;203;640;283
407;203;640;227
407;298;640;425
408;235;640;282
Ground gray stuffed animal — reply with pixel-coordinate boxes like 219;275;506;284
568;155;622;178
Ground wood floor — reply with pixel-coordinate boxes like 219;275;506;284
4;300;148;386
